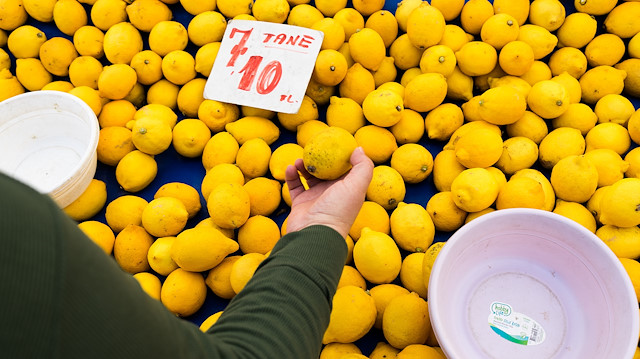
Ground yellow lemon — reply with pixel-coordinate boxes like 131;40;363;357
288;4;324;29
68;56;103;89
365;10;398;48
194;42;220;77
424;103;462;141
438;24;474;53
62;178;107;221
551;104;595;137
73;25;104;58
517;24;558;60
146;80;180;109
229;252;265;293
550;155;599;203
450;168;500;212
556;12;597;48
552;199;597;233
236;138;271;178
197;218;236;239
431;0;465;21
333;8;364;41
129;50;163;86
460;0;495;35
496;176;546;210
597;225;640;259
104;195;148;233
115;150;158;192
141;196;188;237
313;49;348;87
134;103;178;129
38;37;78;77
41;80;74;92
339;63;375;105
478;85;527;125
389;33;424;71
446;66;474;102
422;241;445;289
125;0;172;31
201;163;245;201
201;132;239;171
98;63;137;100
498;40;534;76
7;25;46;58
305;77;336;106
395;0;422;33
506;110;549;144
162;50;196;86
171;119;211;158
512;168;556;211
579;65;627;105
465;208;496;224
455;41;498;77
147;236;179;276
550;72;582;104
520;60;553;86
90;0;127;31
481;13;520;50
603;2;640;38
362;89;403;127
349;27;386;71
594;94;635;125
390;202;435;253
629;32;640;58
0;0;28;31
426;191;467;232
432;150;467;192
349;201;390;241
269;142;303;181
400;253;429;298
575;0;618;15
53;0;87;36
160;268;207;317
404;73;447;113
325;96;365;135
488;76;532;99
302;126;358;180
406;2;445;49
102;22;142;64
337;265;366;290
131;117;172;155
243;177;281;217
296;120;329;148
391;108;426;145
216;0;252;18
615;59;640;99
390;144;433;184
527;80;571;119
495;136;539;175
207;182;251;229
252;0;289;23
382;292;431;350
22;0;56;22
548;47;587;80
538;127;585;169
585;122;631;155
225;116;280;145
97;126;135;167
78;220;115;254
277;95;319;132
620;258;640;301
113;224;154;274
237;215;280;255
320;343;362;359
171;226;239;272
419;44;456;77
14;58;52;91
585;33;625;68
529;0;565;31
311;18;345;51
599;178;640;228
154;182;202;219
199;310;224;332
354;227;402;284
628;110;640;145
205;255;241;300
133;272;162;300
625;147;640;178
322;285;377;344
185;11;224;46
198;100;240;133
369;284;410;329
367;165;406;211
397;345;445;358
454;127;504;168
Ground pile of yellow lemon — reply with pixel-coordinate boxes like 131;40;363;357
3;0;640;356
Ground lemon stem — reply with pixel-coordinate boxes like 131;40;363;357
421;165;429;172
556;100;563;106
438;56;445;63
330;66;335;71
139;128;147;135
307;165;316;173
396;105;402;112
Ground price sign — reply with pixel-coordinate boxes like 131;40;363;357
203;20;324;114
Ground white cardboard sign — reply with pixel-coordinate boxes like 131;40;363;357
203;20;324;114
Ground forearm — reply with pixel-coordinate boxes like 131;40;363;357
208;225;347;359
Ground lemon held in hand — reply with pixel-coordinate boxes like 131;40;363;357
302;127;358;180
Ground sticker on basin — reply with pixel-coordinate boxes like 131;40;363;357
488;302;546;346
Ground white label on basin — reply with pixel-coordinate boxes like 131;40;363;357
488;301;546;346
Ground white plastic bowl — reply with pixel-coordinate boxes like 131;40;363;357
429;208;639;359
0;91;99;208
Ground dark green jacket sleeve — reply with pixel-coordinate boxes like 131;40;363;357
0;173;347;359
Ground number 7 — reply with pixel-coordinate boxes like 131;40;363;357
227;28;253;67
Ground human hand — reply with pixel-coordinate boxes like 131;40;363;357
284;147;374;238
